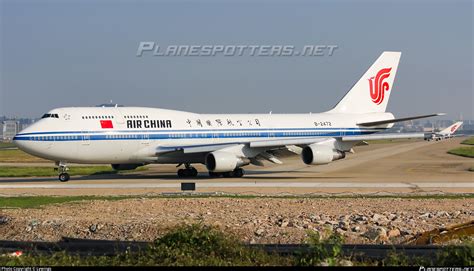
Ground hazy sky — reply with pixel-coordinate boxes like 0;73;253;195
1;0;472;119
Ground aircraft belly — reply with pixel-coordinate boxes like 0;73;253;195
74;140;137;163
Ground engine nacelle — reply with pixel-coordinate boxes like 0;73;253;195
111;163;143;170
205;151;248;172
301;144;345;165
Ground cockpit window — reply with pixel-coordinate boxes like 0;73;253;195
41;113;59;119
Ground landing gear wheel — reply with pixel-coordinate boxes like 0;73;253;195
223;171;233;178
177;167;198;178
56;161;70;182
233;168;244;178
209;171;222;178
59;173;70;182
190;168;198;177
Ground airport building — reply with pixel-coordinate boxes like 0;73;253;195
2;120;20;141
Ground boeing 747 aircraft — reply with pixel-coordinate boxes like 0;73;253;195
13;52;443;182
425;121;463;141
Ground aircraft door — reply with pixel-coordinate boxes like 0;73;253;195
81;130;90;145
114;107;126;125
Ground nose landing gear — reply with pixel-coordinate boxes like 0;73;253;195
56;162;70;182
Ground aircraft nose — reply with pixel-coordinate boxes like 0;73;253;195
12;123;46;156
12;133;34;154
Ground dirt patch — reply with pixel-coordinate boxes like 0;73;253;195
0;197;472;244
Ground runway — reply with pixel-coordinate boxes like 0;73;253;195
0;182;472;189
0;138;472;196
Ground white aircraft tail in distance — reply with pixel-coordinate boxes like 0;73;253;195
13;51;444;182
425;121;463;141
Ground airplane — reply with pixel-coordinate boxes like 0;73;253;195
424;121;463;141
13;51;444;182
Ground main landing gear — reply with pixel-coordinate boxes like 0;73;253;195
209;168;245;178
56;162;70;182
177;164;198;178
176;164;245;178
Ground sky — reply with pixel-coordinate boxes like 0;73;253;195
0;0;472;119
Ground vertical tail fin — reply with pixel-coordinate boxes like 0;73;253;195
328;51;401;114
440;121;463;134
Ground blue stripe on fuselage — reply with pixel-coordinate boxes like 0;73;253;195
14;127;386;136
13;129;380;141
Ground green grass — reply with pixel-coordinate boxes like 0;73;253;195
0;224;288;266
0;224;472;266
0;195;136;209
0;149;48;163
0;165;146;178
0;142;16;149
461;137;474;145
447;147;474;158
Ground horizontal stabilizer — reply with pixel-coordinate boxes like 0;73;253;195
357;113;445;127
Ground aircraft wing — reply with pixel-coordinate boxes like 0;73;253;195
357;113;445;126
341;133;425;141
156;137;328;154
156;143;240;154
154;137;328;157
249;137;329;148
156;132;425;155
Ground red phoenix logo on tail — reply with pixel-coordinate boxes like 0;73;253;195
369;68;392;105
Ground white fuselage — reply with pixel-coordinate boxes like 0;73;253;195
13;107;393;164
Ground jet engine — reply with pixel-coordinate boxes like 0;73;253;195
111;164;143;170
205;151;248;172
301;144;345;165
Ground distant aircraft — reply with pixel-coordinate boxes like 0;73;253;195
13;52;443;182
425;121;463;141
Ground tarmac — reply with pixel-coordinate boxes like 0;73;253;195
0;138;472;196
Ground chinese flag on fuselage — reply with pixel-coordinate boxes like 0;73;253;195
100;120;114;129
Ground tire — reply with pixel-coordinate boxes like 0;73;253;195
190;168;198;177
59;173;70;182
223;171;233;178
209;171;221;178
233;168;244;178
177;169;186;178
